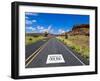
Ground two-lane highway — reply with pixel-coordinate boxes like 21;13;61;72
25;38;50;59
25;38;86;68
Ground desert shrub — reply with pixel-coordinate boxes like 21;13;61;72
57;35;89;60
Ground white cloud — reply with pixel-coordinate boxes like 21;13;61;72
37;26;44;30
32;20;37;23
25;12;38;16
26;19;37;25
36;25;52;33
25;16;29;19
39;25;52;33
50;29;54;33
58;29;65;34
39;28;47;33
25;20;32;25
66;29;70;32
47;25;52;31
26;26;36;31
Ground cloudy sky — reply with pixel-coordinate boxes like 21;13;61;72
25;12;89;34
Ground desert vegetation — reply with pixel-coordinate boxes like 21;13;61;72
57;24;89;60
25;35;45;45
57;35;89;60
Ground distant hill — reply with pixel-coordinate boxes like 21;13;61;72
26;33;44;37
60;24;89;36
26;32;56;37
69;24;89;36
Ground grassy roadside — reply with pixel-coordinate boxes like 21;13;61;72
57;35;89;60
25;36;45;45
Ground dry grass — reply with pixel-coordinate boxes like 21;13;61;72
25;36;45;45
57;35;89;60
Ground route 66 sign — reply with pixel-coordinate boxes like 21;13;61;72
46;54;65;64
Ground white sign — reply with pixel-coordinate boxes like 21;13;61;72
46;54;65;64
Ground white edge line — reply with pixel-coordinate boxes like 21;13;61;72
57;39;85;65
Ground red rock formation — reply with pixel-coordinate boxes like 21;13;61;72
68;24;89;36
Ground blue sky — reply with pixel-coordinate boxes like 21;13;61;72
25;12;89;34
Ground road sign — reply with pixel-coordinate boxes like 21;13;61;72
46;54;65;64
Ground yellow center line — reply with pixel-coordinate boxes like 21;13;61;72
25;39;51;62
25;46;42;62
25;39;50;67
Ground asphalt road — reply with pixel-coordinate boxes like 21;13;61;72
25;38;50;59
25;38;86;68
